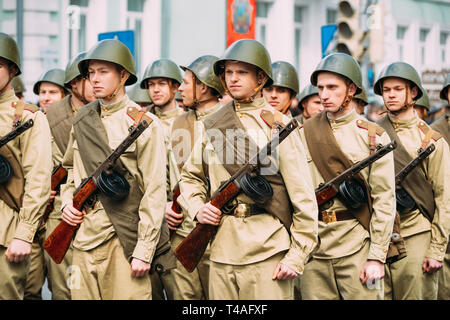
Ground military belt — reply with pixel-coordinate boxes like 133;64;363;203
223;202;266;218
319;210;354;224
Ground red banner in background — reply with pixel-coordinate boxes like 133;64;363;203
227;0;256;47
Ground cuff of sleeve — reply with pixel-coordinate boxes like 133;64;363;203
132;240;156;263
187;199;206;222
14;221;38;243
426;243;447;262
368;242;389;263
280;248;306;274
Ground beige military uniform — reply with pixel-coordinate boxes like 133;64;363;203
60;95;167;300
431;113;450;300
299;109;396;300
168;102;222;300
0;89;52;300
149;104;184;300
179;97;318;300
383;113;450;300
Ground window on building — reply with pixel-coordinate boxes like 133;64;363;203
294;5;304;72
326;8;337;24
397;25;407;61
440;31;448;64
68;0;89;61
70;0;89;6
256;1;272;45
126;0;145;74
419;28;429;65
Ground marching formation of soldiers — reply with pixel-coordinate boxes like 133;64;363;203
0;30;449;301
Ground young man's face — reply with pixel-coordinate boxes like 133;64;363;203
38;82;64;111
381;77;418;112
302;94;323;119
87;60;123;99
70;76;97;103
224;61;262;101
262;85;292;112
316;72;356;114
0;57;16;92
179;70;198;107
147;77;178;106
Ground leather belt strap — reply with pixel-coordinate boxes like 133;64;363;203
319;210;355;224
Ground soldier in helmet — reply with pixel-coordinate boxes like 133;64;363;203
299;53;396;300
33;69;68;113
0;32;52;299
39;51;96;300
433;73;450;301
140;59;185;300
178;39;319;299
296;84;323;124
374;62;450;300
352;87;369;116
166;55;225;300
414;89;430;121
59;39;173;299
12;76;26;100
174;91;186;111
128;82;153;109
262;61;299;116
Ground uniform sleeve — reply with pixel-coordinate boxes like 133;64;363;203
178;123;209;222
366;132;396;262
14;111;52;243
132;118;167;263
425;138;450;261
278;126;319;273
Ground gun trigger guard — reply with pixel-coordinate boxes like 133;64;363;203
222;198;238;215
376;143;383;150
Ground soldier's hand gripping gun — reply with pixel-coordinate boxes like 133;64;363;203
174;119;299;272
315;140;397;212
43;120;150;264
0;119;34;183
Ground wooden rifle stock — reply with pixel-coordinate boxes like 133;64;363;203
174;118;299;272
43;178;97;264
43;120;150;264
42;165;68;223
169;185;182;238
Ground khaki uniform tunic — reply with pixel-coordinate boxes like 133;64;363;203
0;90;52;299
60;95;167;264
179;97;318;272
383;113;450;300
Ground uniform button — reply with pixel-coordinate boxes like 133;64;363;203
145;255;149;260
298;267;303;273
440;248;444;252
383;249;387;253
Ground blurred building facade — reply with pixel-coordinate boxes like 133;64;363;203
0;0;449;106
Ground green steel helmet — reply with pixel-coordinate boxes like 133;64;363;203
270;61;299;95
180;55;225;96
0;32;21;75
127;83;152;104
140;59;182;89
213;38;273;87
11;76;26;94
64;51;87;89
415;87;430;110
310;52;362;94
354;87;368;105
33;68;67;95
174;90;182;101
373;62;423;100
78;39;137;86
297;84;319;105
440;73;450;101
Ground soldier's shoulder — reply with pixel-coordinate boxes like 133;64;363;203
125;103;157;125
11;100;40;115
417;120;442;141
355;117;385;136
260;107;288;128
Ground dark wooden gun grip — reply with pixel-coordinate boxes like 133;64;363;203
174;182;240;272
43;221;78;264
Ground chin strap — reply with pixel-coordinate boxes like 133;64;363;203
219;73;268;104
280;96;296;115
0;74;14;96
105;73;130;100
189;73;219;109
71;78;89;105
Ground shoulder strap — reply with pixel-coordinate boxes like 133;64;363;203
11;100;39;128
126;105;154;127
260;109;285;129
356;119;385;155
418;121;442;151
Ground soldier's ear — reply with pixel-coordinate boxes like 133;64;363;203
348;83;357;97
411;85;419;100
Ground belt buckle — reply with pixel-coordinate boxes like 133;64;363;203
321;210;337;224
234;203;251;218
